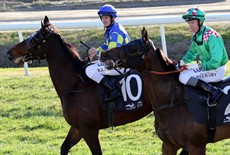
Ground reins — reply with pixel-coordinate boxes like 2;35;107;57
117;39;188;75
146;66;187;75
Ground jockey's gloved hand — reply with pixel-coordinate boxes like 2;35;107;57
88;47;97;61
176;60;186;69
186;63;199;70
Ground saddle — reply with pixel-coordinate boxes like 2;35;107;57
98;69;144;112
185;76;230;142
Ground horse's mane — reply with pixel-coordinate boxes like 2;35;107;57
48;23;81;60
156;48;177;71
52;31;90;79
56;32;81;60
62;37;80;59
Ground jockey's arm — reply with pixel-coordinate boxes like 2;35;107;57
182;41;199;64
95;32;125;59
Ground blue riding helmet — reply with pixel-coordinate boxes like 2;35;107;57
98;4;117;18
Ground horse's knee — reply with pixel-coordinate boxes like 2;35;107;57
162;143;178;155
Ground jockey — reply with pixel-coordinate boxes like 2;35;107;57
85;4;131;102
178;7;229;104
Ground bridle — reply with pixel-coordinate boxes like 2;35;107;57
112;38;153;69
22;24;55;62
108;39;186;75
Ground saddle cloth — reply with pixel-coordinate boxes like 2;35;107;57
185;77;230;126
98;70;144;112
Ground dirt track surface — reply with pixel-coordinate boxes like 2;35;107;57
0;1;229;24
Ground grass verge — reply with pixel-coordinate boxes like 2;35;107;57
0;62;229;154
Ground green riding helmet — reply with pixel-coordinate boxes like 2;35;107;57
182;7;206;22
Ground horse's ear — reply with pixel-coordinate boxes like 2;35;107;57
141;27;145;40
44;16;49;25
141;27;149;45
41;21;44;28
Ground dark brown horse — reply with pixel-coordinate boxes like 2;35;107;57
7;16;153;155
100;28;230;155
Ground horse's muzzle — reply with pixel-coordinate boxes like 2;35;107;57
7;50;14;61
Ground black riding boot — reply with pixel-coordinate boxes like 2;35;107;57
186;77;223;104
100;77;121;102
196;79;223;104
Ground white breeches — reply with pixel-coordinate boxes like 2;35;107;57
179;65;226;84
85;60;129;83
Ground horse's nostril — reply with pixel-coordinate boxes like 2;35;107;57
8;57;13;61
7;51;14;61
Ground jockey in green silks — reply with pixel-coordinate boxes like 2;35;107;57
178;7;229;104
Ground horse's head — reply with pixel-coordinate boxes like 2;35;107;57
100;27;154;69
7;16;60;66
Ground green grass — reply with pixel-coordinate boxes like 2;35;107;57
0;62;229;154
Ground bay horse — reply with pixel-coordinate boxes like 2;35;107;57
100;27;230;155
7;16;154;155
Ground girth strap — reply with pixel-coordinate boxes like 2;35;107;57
108;101;114;129
207;97;218;143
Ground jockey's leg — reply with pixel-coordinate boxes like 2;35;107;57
187;77;223;104
99;77;121;102
179;66;226;104
85;61;121;102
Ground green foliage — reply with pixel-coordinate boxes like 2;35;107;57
0;2;11;12
0;65;229;154
1;23;229;67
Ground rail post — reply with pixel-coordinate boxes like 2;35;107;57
18;31;30;76
160;24;167;56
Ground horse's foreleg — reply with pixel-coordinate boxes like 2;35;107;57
81;128;102;155
188;147;206;155
61;126;82;155
179;149;189;155
162;142;178;155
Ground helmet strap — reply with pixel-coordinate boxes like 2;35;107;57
196;19;203;33
193;25;206;46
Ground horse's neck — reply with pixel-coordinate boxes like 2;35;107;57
45;40;85;97
139;51;170;74
139;51;181;107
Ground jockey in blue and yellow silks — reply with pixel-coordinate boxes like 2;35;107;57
85;4;131;102
96;22;130;57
